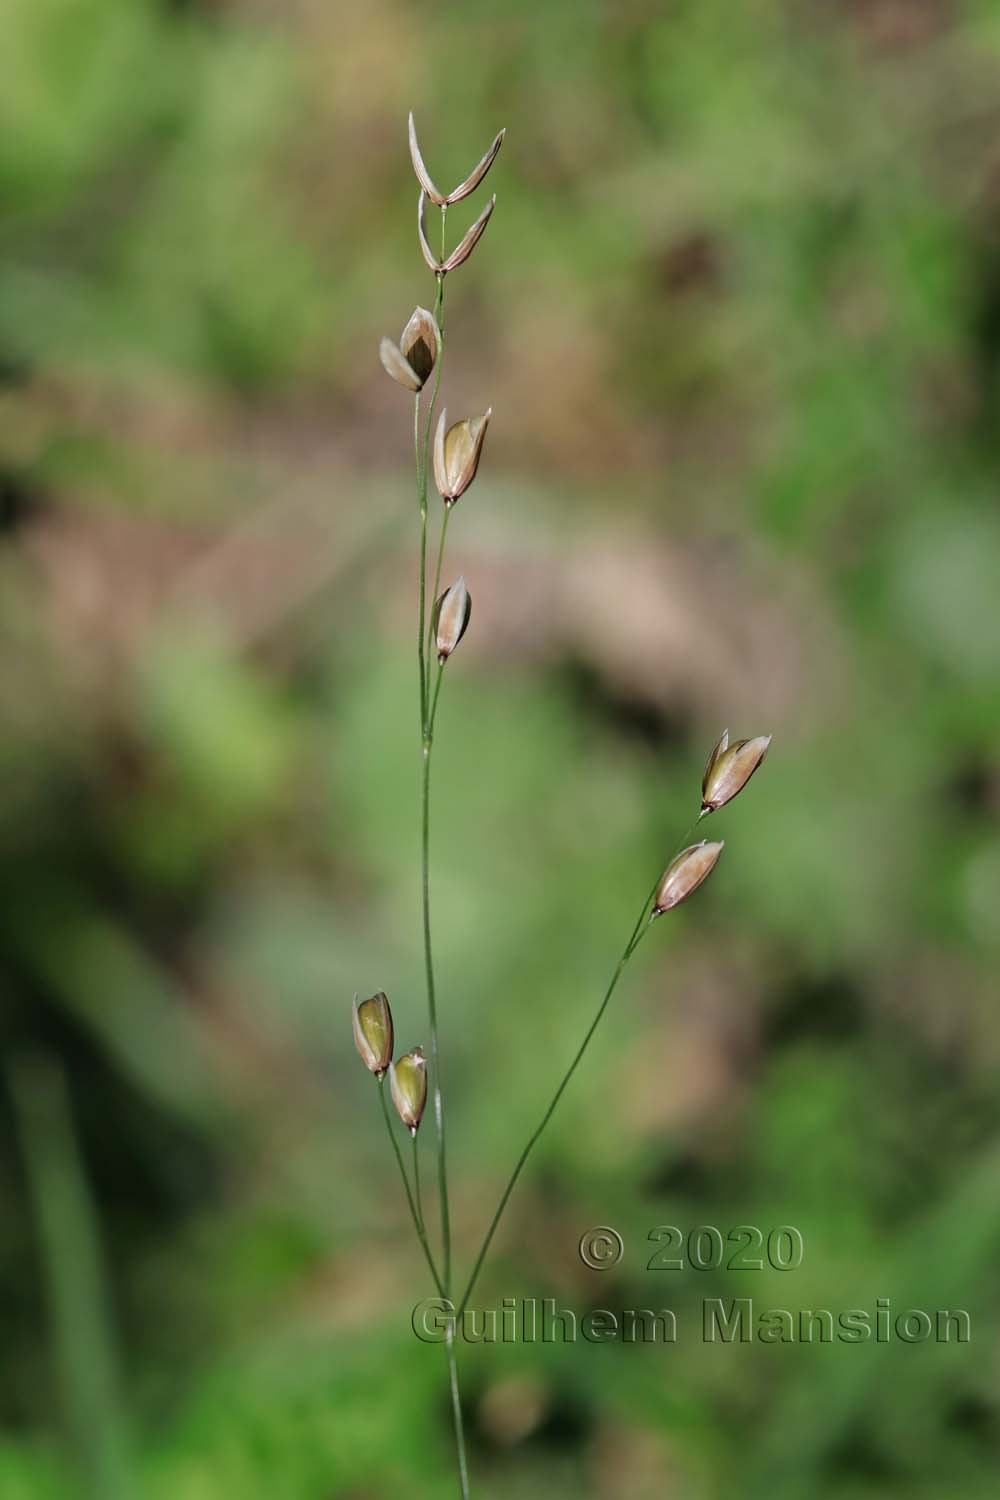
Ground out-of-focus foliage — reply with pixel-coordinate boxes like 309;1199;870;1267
2;1;1000;1496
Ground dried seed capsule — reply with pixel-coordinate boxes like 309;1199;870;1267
418;190;497;276
409;114;447;206
433;407;492;504
434;576;472;662
353;991;394;1076
417;190;441;274
653;841;724;913
445;131;505;205
379;307;440;392
701;732;772;814
701;729;730;799
390;1046;428;1134
408;112;505;207
442;195;496;272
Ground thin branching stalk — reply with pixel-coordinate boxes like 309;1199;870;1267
455;817;706;1316
420;720;451;1286
418;220;453;1260
415;393;427;725
414;256;452;1280
412;1132;425;1231
428;506;452;657
456;880;658;1319
413;200;469;1497
428;660;445;738
378;1076;445;1298
446;1325;470;1496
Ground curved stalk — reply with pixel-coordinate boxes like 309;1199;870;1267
419;655;447;1272
428;660;445;739
420;719;451;1289
446;1326;470;1497
427;505;452;660
377;1077;444;1299
456;883;658;1320
455;815;707;1319
415;394;428;726
412;1131;425;1233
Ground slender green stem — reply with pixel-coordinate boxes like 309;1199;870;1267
411;250;451;1283
422;579;466;1500
416;208;454;1293
417;198;468;1500
456;886;656;1320
378;1077;444;1298
445;1325;470;1499
416;395;428;727
428;659;445;739
412;1130;425;1231
446;821;704;1319
454;812;709;1319
427;505;452;661
421;723;452;1293
674;817;704;855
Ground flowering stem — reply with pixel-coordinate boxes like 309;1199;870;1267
412;1131;426;1232
428;659;445;737
445;1325;470;1498
427;505;452;663
377;1076;444;1299
456;879;659;1320
420;722;451;1293
415;395;428;727
413;264;451;1285
412;201;470;1498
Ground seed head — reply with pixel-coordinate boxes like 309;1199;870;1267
379;306;440;392
434;576;472;663
352;991;394;1077
408;112;505;207
701;731;772;815
653;841;725;914
433;407;492;504
418;191;497;276
390;1046;428;1134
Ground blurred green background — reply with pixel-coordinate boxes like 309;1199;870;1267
2;0;1000;1496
